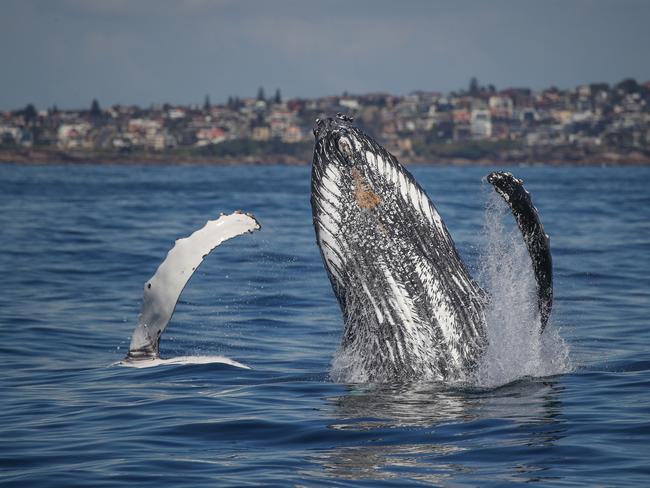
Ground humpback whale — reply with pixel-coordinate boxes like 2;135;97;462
311;115;552;382
123;211;260;364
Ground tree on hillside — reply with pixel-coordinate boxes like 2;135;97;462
90;99;102;117
256;86;266;102
469;77;480;96
22;104;37;124
616;78;639;94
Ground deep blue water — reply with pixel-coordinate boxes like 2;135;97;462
1;163;649;486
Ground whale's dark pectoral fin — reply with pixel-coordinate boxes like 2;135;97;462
486;172;553;332
125;212;261;361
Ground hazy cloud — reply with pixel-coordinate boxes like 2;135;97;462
1;0;649;109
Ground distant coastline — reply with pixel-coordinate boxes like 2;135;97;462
2;77;649;167
2;146;649;166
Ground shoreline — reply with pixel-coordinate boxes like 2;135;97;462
1;148;649;166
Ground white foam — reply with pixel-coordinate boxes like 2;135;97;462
115;355;251;369
474;193;571;388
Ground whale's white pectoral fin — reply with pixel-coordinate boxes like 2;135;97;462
126;211;261;361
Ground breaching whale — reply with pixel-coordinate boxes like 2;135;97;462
311;115;552;382
121;211;260;366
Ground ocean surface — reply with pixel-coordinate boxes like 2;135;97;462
1;163;649;487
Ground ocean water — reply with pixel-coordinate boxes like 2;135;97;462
1;163;649;487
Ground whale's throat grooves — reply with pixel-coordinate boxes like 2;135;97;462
311;119;487;382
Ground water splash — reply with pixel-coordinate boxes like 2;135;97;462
330;348;370;384
474;191;571;388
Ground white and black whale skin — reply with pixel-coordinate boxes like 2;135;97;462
311;115;552;382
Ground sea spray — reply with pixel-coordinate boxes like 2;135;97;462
475;191;571;388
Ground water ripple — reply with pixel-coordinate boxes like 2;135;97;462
1;164;649;486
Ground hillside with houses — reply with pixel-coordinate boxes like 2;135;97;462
2;79;649;165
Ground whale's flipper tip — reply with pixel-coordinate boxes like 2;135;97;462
125;211;261;362
486;172;525;199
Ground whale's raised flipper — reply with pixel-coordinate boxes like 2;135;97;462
126;211;261;361
486;172;552;331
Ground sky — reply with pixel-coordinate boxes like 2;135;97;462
2;0;649;110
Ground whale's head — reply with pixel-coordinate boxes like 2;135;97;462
311;116;383;296
311;113;400;211
311;114;405;298
312;114;393;184
310;114;454;311
310;115;486;382
310;114;449;289
310;113;446;243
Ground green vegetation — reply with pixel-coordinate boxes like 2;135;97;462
414;138;523;161
196;139;312;159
